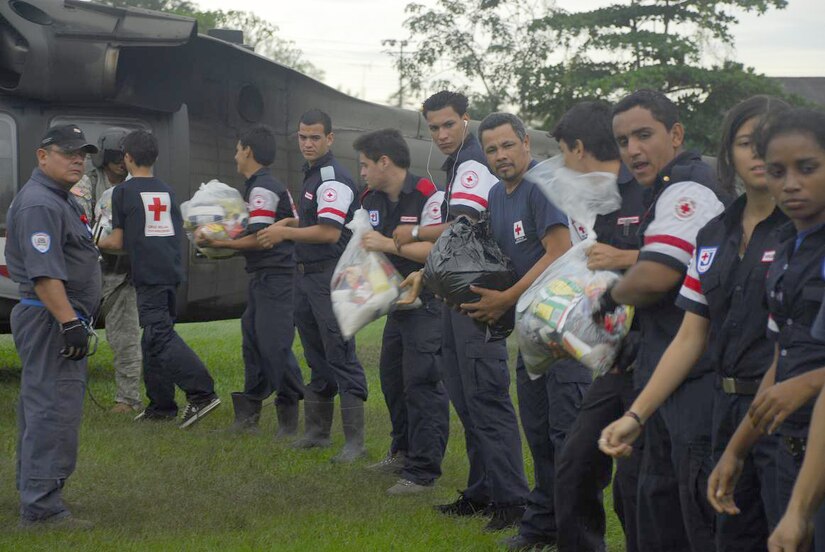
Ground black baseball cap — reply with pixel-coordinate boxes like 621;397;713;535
39;124;99;153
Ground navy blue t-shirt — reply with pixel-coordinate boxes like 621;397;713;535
487;164;568;279
112;176;185;287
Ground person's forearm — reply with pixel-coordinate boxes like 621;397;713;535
33;278;77;324
502;250;559;307
279;217;299;228
209;234;261;251
395;242;433;264
630;315;708;421
281;223;340;244
786;384;825;517
616;250;640;270
611;261;681;307
419;223;449;243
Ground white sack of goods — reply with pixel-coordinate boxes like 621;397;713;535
516;156;635;379
180;180;249;259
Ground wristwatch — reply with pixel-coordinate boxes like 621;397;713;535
411;225;421;242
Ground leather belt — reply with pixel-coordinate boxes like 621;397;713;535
720;377;761;395
296;259;336;274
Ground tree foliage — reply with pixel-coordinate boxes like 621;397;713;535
105;0;323;80
394;0;798;152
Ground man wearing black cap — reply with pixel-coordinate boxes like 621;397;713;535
6;124;101;529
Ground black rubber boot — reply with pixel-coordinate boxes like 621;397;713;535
274;400;299;439
227;392;261;434
292;390;333;449
331;392;365;463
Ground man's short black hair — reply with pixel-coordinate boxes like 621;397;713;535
121;129;158;167
353;128;411;169
552;101;620;162
422;90;469;118
239;125;276;166
755;107;825;159
299;109;332;135
478;112;527;143
613;89;680;130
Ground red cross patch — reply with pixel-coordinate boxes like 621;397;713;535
461;170;479;189
513;220;526;243
322;188;337;202
251;194;266;208
427;201;441;219
674;198;696;220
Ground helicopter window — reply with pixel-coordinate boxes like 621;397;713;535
49;116;150;174
0;113;17;230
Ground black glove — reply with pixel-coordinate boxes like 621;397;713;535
60;319;90;360
592;284;620;325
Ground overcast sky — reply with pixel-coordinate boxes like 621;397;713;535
195;0;825;106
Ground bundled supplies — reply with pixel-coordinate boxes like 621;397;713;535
516;156;633;378
331;209;414;339
423;214;517;340
180;180;249;259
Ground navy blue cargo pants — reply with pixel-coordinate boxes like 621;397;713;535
442;307;529;506
712;383;778;551
555;370;641;552
775;429;825;552
136;284;216;416
293;266;367;400
241;270;304;405
516;356;591;540
379;296;449;485
13;304;86;522
637;371;716;552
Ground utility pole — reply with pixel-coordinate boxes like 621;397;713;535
382;39;409;108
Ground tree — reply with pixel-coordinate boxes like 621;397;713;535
105;0;323;80
394;0;796;152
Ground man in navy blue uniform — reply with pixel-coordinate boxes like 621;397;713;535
592;90;726;551
549;101;645;552
354;128;450;494
257;109;367;462
196;125;304;436
99;130;220;429
393;92;531;527
8;124;101;529
460;112;574;539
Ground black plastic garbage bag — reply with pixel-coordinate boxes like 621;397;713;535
423;215;517;340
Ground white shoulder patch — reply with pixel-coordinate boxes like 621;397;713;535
320;166;336;182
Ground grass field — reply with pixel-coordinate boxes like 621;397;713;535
0;319;626;551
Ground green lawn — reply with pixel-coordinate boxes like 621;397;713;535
0;319;626;550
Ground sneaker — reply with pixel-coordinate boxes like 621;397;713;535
435;492;489;517
499;534;557;551
133;410;176;422
484;503;526;532
19;514;94;531
179;396;222;429
366;451;406;474
111;402;142;414
386;478;433;496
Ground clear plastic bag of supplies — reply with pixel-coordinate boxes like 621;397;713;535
516;156;633;378
331;209;419;340
180;180;250;260
423;214;518;340
92;187;126;255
